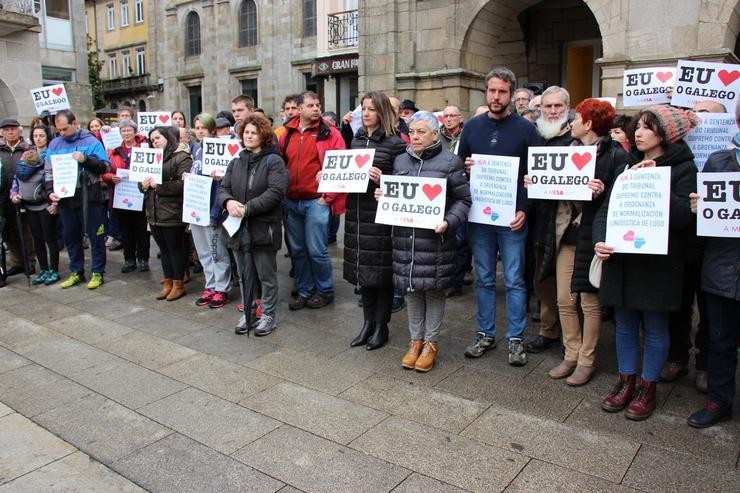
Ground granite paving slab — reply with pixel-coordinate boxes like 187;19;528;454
391;473;471;493
504;459;640;492
4;299;80;325
51;313;134;345
172;327;279;364
68;295;147;321
0;364;92;417
0;347;30;375
11;335;119;377
0;318;62;350
95;331;197;370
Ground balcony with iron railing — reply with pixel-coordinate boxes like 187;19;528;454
103;74;158;95
327;9;358;51
0;0;41;36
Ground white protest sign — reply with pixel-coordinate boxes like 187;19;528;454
201;137;240;176
672;60;740;110
223;215;243;237
622;67;675;106
696;172;740;237
526;145;597;201
685;112;735;171
594;97;616;108
101;127;123;150
50;153;78;199
128;147;163;184
137;112;172;134
317;148;375;193
468;154;519;227
349;105;362;135
112;169;144;211
376;175;446;230
30;84;70;115
182;174;213;225
605;167;671;254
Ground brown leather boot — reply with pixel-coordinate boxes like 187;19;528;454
625;379;657;421
548;360;577;379
601;373;636;412
166;279;186;301
156;279;173;300
414;341;438;372
566;365;595;387
401;340;424;369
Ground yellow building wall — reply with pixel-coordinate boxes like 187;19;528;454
97;0;149;79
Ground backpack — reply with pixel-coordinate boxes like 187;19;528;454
17;167;47;205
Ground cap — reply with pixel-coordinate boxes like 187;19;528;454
400;99;419;112
0;118;21;128
215;117;232;129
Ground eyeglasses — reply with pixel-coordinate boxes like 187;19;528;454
443;114;461;119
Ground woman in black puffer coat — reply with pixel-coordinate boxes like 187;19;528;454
345;91;407;351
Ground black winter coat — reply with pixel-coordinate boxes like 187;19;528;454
141;145;191;227
218;147;288;251
0;139;30;217
592;140;697;311
343;128;406;288
391;140;471;292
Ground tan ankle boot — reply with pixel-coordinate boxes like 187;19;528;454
401;340;424;369
156;279;173;300
548;360;577;379
566;365;594;386
414;341;438;372
166;279;186;301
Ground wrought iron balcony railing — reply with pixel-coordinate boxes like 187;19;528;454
327;9;358;50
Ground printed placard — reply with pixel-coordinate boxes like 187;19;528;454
622;67;675;106
182;174;213;225
101;127;123;150
605;167;671;255
685;112;736;171
30;84;70;115
317;148;375;193
201;137;241;176
672;60;740;110
349;105;362;135
137;112;172;134
375;175;446;230
112;169;144;211
50;153;78;199
223;214;243;237
696;172;740;237
468;154;519;227
526;145;597;201
128;147;163;184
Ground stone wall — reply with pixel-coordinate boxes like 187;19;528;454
0;13;42;126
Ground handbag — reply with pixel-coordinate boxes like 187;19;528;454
589;256;603;288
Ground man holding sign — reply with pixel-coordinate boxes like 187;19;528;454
44;110;111;289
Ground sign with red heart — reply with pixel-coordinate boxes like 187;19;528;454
672;59;740;110
526;145;597;201
137;112;173;135
30;83;70;115
129;147;164;184
318;148;376;193
375;175;446;230
182;174;213;226
201;137;242;177
622;67;675;107
112;169;144;211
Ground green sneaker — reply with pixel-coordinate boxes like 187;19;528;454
44;270;61;285
32;270;50;285
87;272;104;290
60;272;84;289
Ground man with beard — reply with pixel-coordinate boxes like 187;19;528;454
514;88;534;115
525;85;573;354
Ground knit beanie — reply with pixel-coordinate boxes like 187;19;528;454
641;105;699;144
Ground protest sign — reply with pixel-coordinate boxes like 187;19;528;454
468;154;519;227
201;137;240;176
376;175;446;230
696;172;740;237
349;105;362;135
112;169;144;211
30;84;70;115
605;167;671;254
223;215;243;237
622;67;675;106
672;60;740;110
317;148;375;193
526;145;596;201
128;147;163;184
137;112;172;134
101;127;124;150
50;153;78;199
182;174;213;225
685;112;735;171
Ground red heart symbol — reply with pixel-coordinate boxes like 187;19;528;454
60;186;67;193
354;154;371;168
482;206;492;215
623;230;635;241
421;183;443;201
51;87;63;96
122;198;129;204
227;143;239;156
155;153;162;164
717;69;740;87
437;114;445;123
571;152;592;171
191;210;197;217
159;115;170;124
656;71;673;84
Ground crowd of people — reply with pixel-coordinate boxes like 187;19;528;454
0;65;737;429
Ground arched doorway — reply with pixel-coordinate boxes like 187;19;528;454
0;78;19;122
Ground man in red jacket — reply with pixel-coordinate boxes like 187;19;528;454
279;91;346;310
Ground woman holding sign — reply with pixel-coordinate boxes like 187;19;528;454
140;126;192;301
593;105;698;420
345;91;406;350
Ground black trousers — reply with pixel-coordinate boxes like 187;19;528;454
25;208;59;271
668;260;709;367
361;285;395;324
115;209;150;262
150;225;186;279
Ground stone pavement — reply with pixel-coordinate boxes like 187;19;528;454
0;241;738;492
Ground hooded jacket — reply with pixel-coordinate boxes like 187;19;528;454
140;143;191;227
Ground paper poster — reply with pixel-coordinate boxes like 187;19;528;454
128;147;164;184
137;112;172;135
685;112;736;171
30;84;70;115
375;175;446;230
696;172;740;237
349;105;362;135
672;60;740;110
622;67;675;106
182;174;213;225
526;145;597;201
223;214;243;237
112;169;144;211
317;148;375;193
50;153;78;199
605;167;671;255
468;154;519;227
101;127;123;150
201;137;240;177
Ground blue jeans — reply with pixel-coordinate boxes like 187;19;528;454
705;293;740;410
615;308;669;382
59;204;107;274
468;222;528;340
283;198;333;298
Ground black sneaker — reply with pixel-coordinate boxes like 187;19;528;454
121;260;137;273
307;292;333;309
391;297;406;313
524;335;560;353
464;333;496;358
289;295;309;310
138;259;150;272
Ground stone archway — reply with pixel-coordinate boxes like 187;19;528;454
0;79;17;120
